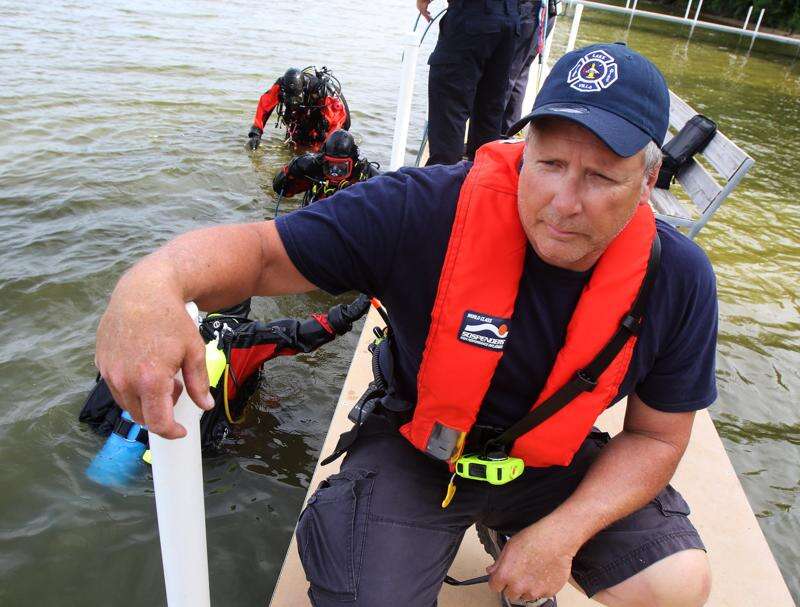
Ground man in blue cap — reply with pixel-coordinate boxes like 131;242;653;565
95;44;715;606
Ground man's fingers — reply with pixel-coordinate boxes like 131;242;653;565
141;387;187;439
172;377;184;404
487;569;507;594
182;341;215;411
103;372;145;423
416;0;432;21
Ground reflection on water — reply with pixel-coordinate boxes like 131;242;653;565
0;1;797;604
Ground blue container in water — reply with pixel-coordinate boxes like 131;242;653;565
86;411;147;487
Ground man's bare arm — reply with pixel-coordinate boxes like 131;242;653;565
95;221;315;439
489;394;696;601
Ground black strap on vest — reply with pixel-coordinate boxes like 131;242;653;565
484;233;661;454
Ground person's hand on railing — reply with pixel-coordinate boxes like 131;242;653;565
416;0;432;21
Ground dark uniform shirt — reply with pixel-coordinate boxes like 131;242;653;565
276;163;718;428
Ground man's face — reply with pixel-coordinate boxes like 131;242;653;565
517;118;657;271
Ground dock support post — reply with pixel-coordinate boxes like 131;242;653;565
742;5;753;30
566;3;584;52
390;31;421;171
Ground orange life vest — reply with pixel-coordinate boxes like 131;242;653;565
398;140;656;468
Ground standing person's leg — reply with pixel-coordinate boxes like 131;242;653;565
502;2;538;134
296;415;484;607
465;21;517;159
426;4;485;166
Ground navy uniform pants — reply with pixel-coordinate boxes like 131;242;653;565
501;0;558;134
426;0;519;166
296;415;705;606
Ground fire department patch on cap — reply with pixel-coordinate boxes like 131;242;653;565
567;49;619;93
458;311;509;351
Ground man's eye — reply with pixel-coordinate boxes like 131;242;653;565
589;172;612;181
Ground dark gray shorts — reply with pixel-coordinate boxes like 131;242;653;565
295;416;704;606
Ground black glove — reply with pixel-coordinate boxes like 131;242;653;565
247;126;263;150
272;169;288;195
327;294;371;334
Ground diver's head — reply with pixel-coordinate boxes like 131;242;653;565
321;130;358;183
281;68;304;109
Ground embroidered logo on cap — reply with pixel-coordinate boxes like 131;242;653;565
458;311;509;351
568;50;618;93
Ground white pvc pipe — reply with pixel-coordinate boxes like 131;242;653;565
390;31;422;170
684;0;693;20
150;302;210;607
742;5;753;30
692;0;704;24
630;0;639;16
566;3;584;52
624;0;630;9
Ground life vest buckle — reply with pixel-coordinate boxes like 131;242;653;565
454;452;524;485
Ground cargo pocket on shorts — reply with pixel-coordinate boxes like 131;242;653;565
653;485;691;517
296;468;376;601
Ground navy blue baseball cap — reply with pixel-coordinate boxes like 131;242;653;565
507;43;669;157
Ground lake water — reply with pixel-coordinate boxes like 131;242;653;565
0;0;797;604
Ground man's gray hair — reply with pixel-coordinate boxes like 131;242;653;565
642;140;662;189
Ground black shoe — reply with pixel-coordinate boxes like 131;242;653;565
475;524;557;607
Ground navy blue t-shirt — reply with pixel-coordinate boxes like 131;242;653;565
276;163;718;427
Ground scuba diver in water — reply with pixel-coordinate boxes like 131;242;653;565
272;130;379;207
247;66;351;152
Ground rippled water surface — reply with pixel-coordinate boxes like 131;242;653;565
0;1;797;604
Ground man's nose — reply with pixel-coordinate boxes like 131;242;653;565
549;174;582;216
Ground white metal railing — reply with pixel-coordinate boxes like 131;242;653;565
567;0;800;47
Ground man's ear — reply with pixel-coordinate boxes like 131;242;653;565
639;159;661;205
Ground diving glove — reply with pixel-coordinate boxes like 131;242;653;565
247;126;263;150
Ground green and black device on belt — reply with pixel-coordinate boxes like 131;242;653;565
455;451;524;485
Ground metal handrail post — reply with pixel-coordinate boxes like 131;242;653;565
742;5;753;30
390;31;422;171
566;3;584;52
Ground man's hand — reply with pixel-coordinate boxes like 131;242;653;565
487;517;577;603
95;272;215;439
95;222;315;439
416;0;433;21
